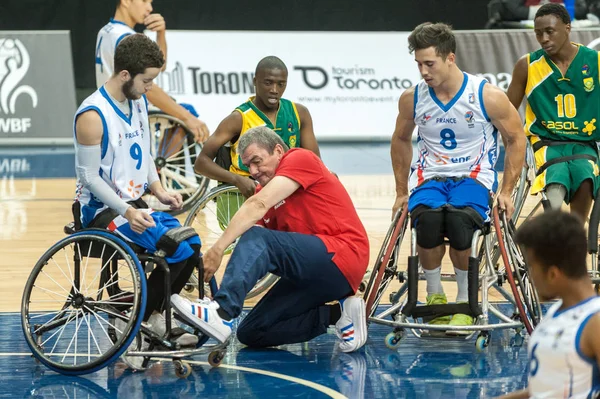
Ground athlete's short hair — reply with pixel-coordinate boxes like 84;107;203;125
114;34;164;78
535;3;571;24
238;126;289;157
408;22;456;60
255;56;288;76
515;210;587;278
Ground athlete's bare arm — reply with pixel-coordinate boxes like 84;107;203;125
194;112;257;198
295;103;320;158
506;55;529;111
391;87;416;218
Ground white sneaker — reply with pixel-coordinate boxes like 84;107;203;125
335;297;367;353
332;352;367;399
147;311;199;347
170;294;232;344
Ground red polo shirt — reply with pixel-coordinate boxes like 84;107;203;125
255;148;369;292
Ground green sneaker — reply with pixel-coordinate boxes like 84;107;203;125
426;294;451;325
446;312;474;335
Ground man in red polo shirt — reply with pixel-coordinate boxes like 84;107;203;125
171;126;370;352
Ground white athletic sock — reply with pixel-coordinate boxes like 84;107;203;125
423;266;444;296
454;267;469;303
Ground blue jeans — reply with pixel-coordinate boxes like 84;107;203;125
214;226;353;347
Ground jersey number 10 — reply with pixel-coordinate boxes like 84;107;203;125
555;94;577;118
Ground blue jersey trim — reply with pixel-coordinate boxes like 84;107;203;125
428;72;468;113
100;86;132;125
554;296;598;318
74;106;109;159
143;94;149;115
478;80;490;122
115;32;132;51
413;84;419;119
575;311;600;365
110;18;130;27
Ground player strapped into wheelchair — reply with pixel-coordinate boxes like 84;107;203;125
20;200;227;377
363;175;541;351
515;136;600;285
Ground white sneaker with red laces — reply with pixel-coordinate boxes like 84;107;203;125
335;296;367;353
170;294;232;344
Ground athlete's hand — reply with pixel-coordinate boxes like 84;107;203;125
144;14;166;32
182;114;210;143
203;246;224;283
496;192;515;221
392;194;408;220
235;176;257;198
156;190;183;210
124;208;156;234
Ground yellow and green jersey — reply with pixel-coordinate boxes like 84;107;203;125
230;97;301;176
525;44;600;143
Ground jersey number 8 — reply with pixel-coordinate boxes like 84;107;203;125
440;128;457;150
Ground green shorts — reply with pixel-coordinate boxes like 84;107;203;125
532;142;600;203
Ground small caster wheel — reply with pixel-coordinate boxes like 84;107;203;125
184;283;195;293
174;360;192;378
511;333;524;347
208;350;224;367
475;335;489;352
385;331;402;350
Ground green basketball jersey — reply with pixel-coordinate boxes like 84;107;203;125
525;44;600;141
230;97;301;176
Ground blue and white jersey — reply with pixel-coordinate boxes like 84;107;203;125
95;19;135;88
410;72;499;193
528;297;600;399
74;87;150;227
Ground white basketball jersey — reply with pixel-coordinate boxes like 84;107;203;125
74;87;150;226
528;297;600;399
410;72;499;193
95;19;135;88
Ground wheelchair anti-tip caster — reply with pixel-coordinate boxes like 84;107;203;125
208;350;225;367
475;333;490;352
385;330;404;350
174;359;192;378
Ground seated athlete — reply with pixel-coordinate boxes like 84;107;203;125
392;23;525;330
506;3;600;222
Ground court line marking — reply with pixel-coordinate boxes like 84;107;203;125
0;352;347;399
188;360;347;399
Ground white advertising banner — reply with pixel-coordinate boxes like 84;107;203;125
148;31;420;141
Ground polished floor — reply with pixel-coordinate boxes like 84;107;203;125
0;143;530;399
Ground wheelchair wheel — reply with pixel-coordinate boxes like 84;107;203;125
184;184;278;300
21;231;147;375
493;208;542;334
144;112;210;215
364;208;409;319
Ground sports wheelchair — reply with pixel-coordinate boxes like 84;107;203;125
20;205;227;377
514;139;600;286
363;201;542;352
143;111;210;215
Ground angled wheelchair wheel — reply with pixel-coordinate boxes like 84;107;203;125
21;231;147;375
493;208;542;334
184;184;278;300
144;112;210;215
364;207;409;319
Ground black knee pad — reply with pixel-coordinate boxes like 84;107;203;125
445;209;480;251
413;207;445;249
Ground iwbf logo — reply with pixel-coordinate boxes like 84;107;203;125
0;38;38;134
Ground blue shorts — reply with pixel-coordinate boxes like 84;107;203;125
111;211;201;264
408;178;492;222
